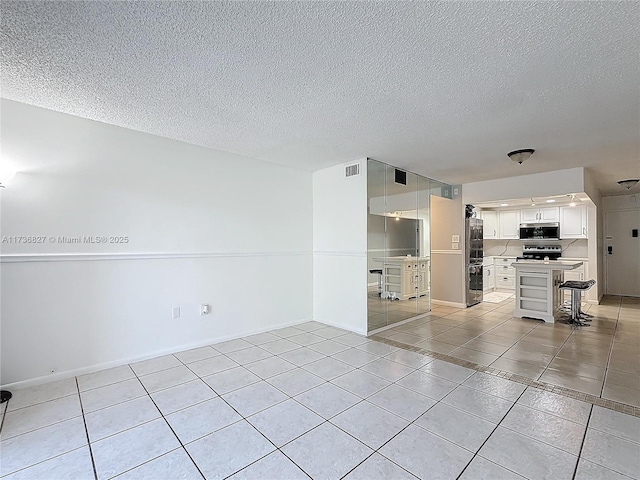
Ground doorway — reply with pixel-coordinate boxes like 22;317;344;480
605;209;640;296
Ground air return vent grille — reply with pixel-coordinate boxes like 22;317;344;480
345;164;360;177
395;169;407;185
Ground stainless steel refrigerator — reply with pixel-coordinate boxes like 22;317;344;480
466;217;483;306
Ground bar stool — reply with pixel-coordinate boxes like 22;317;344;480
560;279;595;321
369;269;383;297
559;280;596;327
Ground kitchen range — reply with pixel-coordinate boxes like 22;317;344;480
518;244;562;260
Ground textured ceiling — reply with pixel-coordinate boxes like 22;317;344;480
1;1;639;195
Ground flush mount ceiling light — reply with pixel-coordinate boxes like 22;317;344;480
507;149;535;165
618;179;639;190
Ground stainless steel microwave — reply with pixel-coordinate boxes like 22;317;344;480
519;222;560;240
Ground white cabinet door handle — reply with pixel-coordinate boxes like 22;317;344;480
583;227;586;235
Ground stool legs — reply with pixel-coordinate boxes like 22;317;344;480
570;289;589;327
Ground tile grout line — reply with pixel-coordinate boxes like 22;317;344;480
571;404;595;480
5;315;634;478
180;336;442;479
598;299;621;398
454;385;530;480
534;319;583;387
371;334;640;417
175;345;322;479
125;360;209;480
75;377;99;480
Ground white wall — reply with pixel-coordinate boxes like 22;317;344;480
430;194;466;307
313;160;368;334
462;167;586;204
0;100;313;387
603;193;640;211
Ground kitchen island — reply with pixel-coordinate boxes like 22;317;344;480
511;260;583;323
373;256;430;300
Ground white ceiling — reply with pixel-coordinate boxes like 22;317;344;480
1;1;639;195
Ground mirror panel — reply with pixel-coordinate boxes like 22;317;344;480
367;159;449;334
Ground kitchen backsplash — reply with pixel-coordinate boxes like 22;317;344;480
483;239;588;258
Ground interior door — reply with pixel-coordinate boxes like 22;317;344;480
605;209;640;296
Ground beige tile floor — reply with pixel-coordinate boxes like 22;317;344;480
374;295;640;407
2;320;639;480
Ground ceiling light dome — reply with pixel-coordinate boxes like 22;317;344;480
618;179;639;190
507;149;535;165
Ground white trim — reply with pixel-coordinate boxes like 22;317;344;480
367;248;417;253
1;317;312;390
430;250;463;255
367;312;432;336
431;299;467;308
0;251;312;263
312;317;367;336
313;250;367;257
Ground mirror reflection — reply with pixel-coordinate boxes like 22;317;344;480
367;159;452;333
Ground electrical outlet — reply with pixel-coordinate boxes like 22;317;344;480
452;242;459;250
200;304;210;315
172;307;180;319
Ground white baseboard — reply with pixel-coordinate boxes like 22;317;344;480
312;318;367;336
431;299;467;309
1;317;312;390
367;313;431;336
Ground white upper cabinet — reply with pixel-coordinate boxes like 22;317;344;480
521;206;560;223
498;210;520;239
560;205;587;238
482;211;498;239
539;207;560;222
520;208;539;223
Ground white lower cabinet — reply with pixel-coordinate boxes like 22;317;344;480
493;257;517;291
483;264;495;292
496;275;515;290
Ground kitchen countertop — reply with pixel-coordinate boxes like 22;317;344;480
484;255;588;261
373;256;430;263
511;260;582;270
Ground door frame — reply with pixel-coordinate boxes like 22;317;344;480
604;207;640;296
